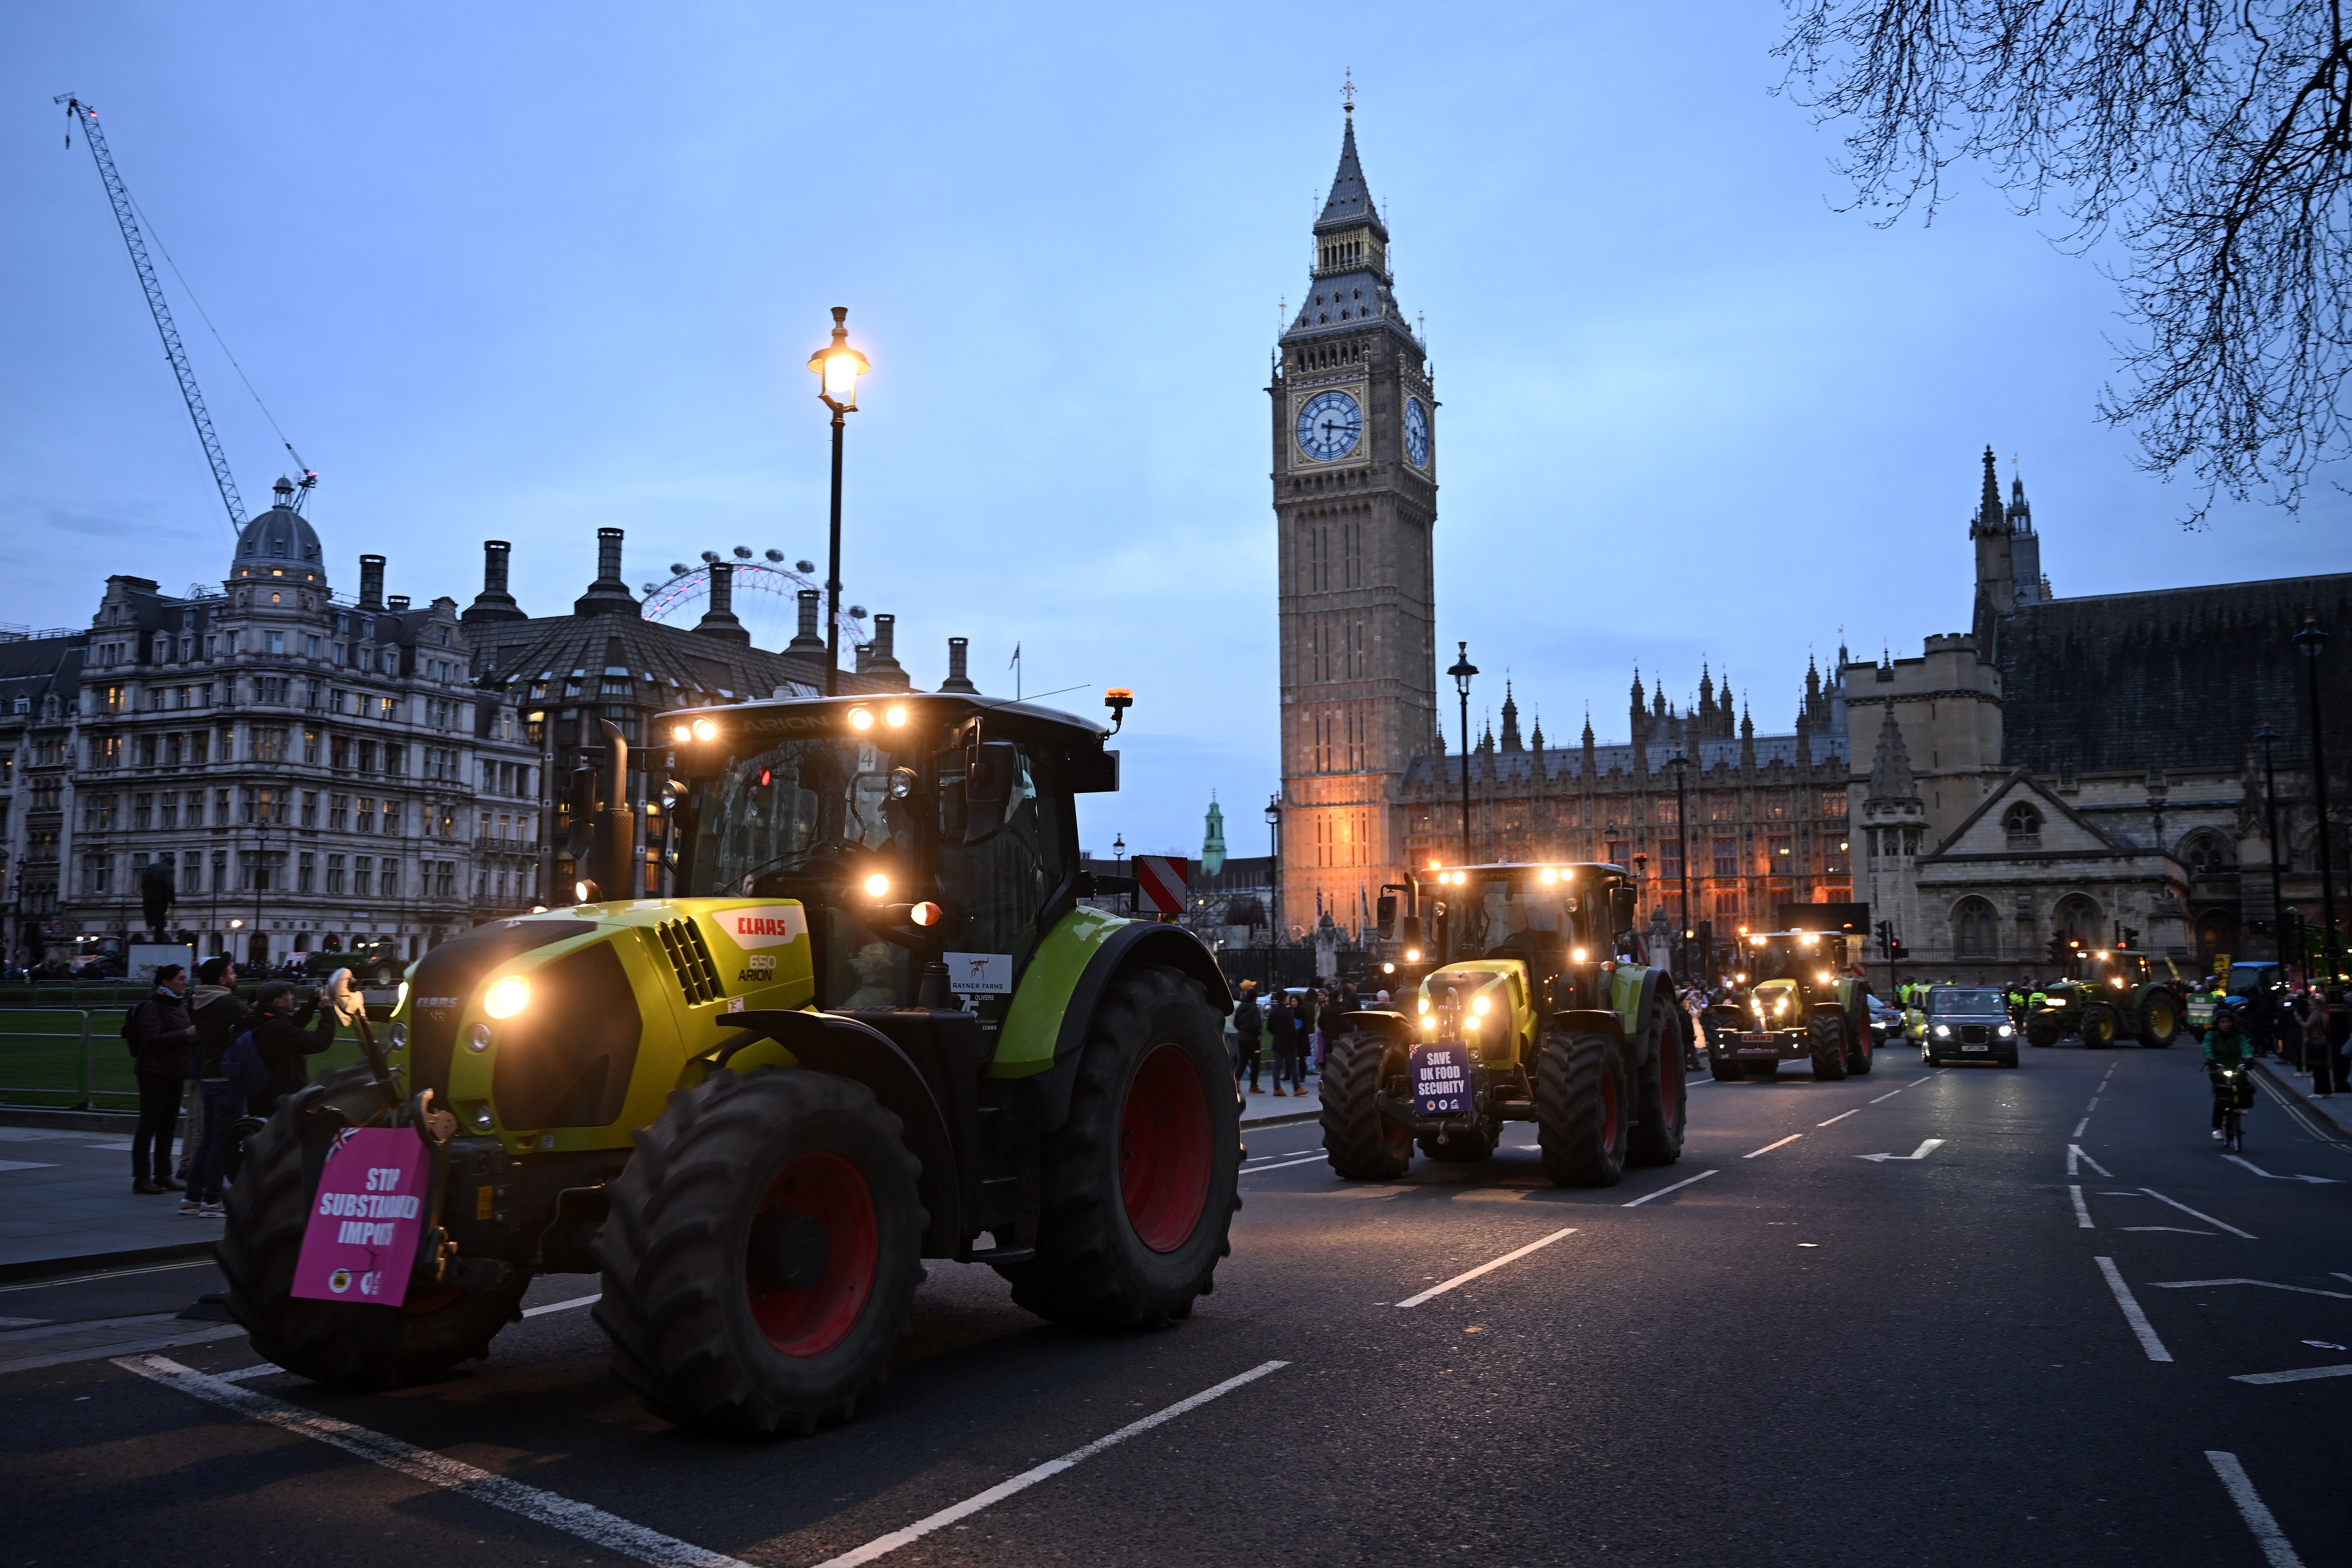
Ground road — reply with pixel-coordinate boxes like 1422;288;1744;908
3;1041;2347;1566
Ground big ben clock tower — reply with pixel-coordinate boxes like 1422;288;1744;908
1271;93;1438;941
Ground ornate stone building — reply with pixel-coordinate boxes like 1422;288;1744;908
1270;101;1441;939
1850;449;2352;979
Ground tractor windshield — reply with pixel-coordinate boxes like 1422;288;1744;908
1448;879;1593;963
687;736;914;897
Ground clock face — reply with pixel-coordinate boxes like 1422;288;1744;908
1295;390;1362;463
1404;397;1430;467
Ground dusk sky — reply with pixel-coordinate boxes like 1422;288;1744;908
8;2;2348;863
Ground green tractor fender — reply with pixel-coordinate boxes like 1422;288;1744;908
1548;963;1657;1055
715;1009;965;1256
995;908;1233;1131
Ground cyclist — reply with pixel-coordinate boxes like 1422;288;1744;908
2203;1008;2255;1141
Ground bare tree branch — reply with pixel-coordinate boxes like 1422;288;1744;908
1777;1;2352;525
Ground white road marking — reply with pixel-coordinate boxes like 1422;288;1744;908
0;1160;60;1173
0;1257;212;1295
1869;1091;1903;1103
2205;1451;2306;1566
1744;1134;1803;1158
810;1361;1291;1568
1240;1154;1327;1175
1816;1109;1859;1127
521;1293;602;1318
2142;1188;2256;1239
2232;1364;2352;1387
1394;1228;1578;1307
214;1363;280;1382
2094;1257;2172;1362
2069;1186;2093;1228
2221;1156;2342;1184
1622;1170;1717;1207
2067;1145;2112;1178
115;1355;754;1567
2072;1117;2090;1138
1856;1139;1945;1163
2087;1096;2101;1114
2121;1226;2215;1234
2151;1278;2352;1300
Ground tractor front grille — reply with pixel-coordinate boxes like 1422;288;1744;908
656;917;722;1005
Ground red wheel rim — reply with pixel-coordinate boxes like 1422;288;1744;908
1121;1043;1211;1253
747;1152;878;1357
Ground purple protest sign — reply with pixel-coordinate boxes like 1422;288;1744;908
290;1125;430;1308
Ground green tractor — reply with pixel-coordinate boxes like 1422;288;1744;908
1321;861;1690;1187
1704;930;1875;1082
305;936;407;984
2023;949;2184;1048
220;690;1241;1435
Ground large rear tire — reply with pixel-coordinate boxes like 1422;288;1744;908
1707;1054;1741;1082
2139;993;2180;1048
1845;1004;1875;1076
2026;1015;2060;1048
1627;995;1686;1168
997;963;1239;1329
595;1067;925;1436
1808;1015;1849;1081
1320;1029;1413;1179
1534;1029;1626;1187
220;1065;530;1388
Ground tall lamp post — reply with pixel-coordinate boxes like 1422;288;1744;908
2253;725;2289;972
806;308;870;698
2294;613;2339;981
1264;794;1282;985
1447;642;1478;866
1664;753;1692;976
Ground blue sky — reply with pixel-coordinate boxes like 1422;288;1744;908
6;2;2346;860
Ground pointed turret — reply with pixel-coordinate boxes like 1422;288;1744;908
1201;792;1227;876
1970;445;2005;538
1868;709;1919;801
1500;681;1523;752
1318;109;1379;230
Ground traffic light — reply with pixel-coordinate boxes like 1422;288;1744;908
2046;936;2069;962
1876;920;1906;961
2118;925;2140;950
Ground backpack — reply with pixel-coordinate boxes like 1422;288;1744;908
120;1001;153;1059
220;1025;271;1098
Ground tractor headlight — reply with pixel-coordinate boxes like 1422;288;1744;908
1572;947;1589;963
884;705;907;728
1405;948;1422;962
483;975;531;1020
1471;994;1491;1016
1420;1013;1438;1033
1933;1024;1951;1038
1998;1024;2015;1038
671;723;692;743
388;1022;408;1049
848;707;875;731
467;1022;493;1053
691;718;718;742
1418;995;1432;1015
864;872;890;898
1774;997;1788;1015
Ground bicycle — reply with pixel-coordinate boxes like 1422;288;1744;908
2209;1062;2253;1153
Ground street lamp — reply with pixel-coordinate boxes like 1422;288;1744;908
1664;752;1692;977
806;306;870;698
2294;612;2339;981
2253;724;2288;971
1447;642;1478;866
1264;794;1282;981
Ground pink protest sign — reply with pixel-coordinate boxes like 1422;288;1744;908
290;1125;430;1307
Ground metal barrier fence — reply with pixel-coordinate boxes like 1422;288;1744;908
0;1010;114;1110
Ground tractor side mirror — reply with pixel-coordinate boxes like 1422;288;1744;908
962;741;1020;846
1376;895;1397;939
1610;884;1638;933
565;762;599;861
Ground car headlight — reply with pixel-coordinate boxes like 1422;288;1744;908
1997;1024;2015;1037
483;975;531;1020
1932;1024;1951;1038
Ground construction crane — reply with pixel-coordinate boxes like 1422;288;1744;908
57;93;314;532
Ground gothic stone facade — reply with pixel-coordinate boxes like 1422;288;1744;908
1851;449;2352;981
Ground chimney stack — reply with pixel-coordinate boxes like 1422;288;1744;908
693;561;751;644
860;612;909;688
387;594;412;612
573;527;643;618
939;635;978;693
358;555;386;610
462;540;527;624
785;588;827;655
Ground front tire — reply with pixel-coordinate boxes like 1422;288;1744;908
1627;995;1686;1168
2026;1016;2060;1048
998;963;1239;1328
1320;1029;1413;1179
1534;1030;1626;1187
1845;1005;1875;1076
1808;1015;1849;1081
220;1065;530;1388
2139;993;2179;1048
2081;1004;2119;1049
595;1068;924;1436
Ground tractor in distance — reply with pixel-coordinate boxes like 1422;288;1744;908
219;688;1242;1436
1322;861;1691;1187
2024;938;2184;1048
1702;929;1875;1082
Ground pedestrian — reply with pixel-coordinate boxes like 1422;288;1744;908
2299;991;2331;1087
183;957;254;1216
1266;992;1299;1095
2328;986;2352;1099
124;964;198;1194
245;979;340;1120
1233;981;1264;1094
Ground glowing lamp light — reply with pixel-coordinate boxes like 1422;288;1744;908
482;976;531;1020
863;872;890;898
807;307;870;411
691;718;718;742
1420;1013;1439;1033
910;900;943;927
671;724;692;743
884;705;908;728
1382;961;1396;974
849;707;875;731
1471;994;1491;1016
1572;947;1589;963
1539;867;1559;885
1417;996;1432;1015
1405;947;1422;962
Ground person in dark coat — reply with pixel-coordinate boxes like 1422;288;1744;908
246;980;339;1119
126;965;198;1193
183;957;254;1216
1232;982;1264;1094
